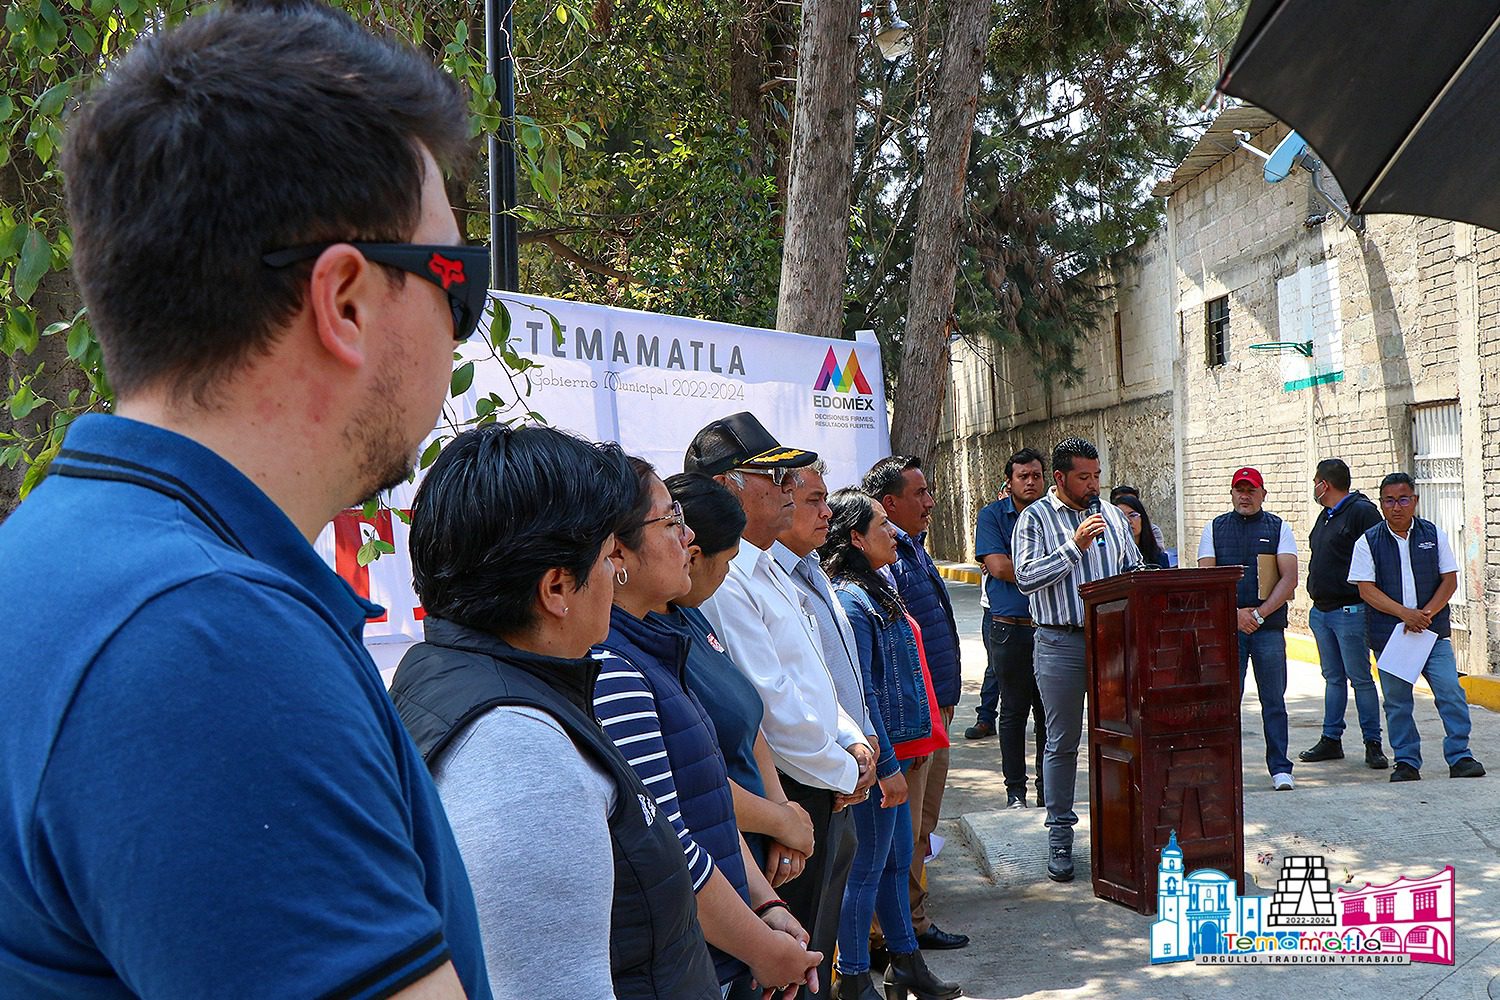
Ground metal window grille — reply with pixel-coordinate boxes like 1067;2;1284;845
1205;296;1229;367
1412;402;1465;604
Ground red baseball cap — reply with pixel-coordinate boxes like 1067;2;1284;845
1231;467;1264;489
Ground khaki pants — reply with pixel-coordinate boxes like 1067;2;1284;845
872;704;954;943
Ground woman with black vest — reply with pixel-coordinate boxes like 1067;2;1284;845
387;425;720;1000
662;473;818;889
595;458;823;998
820;489;961;1000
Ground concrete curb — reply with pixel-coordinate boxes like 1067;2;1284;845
935;561;982;586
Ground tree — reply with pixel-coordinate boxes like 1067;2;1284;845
886;0;990;457
775;0;861;340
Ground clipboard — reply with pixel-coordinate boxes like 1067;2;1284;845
1257;553;1280;600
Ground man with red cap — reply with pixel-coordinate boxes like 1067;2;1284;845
1198;468;1300;790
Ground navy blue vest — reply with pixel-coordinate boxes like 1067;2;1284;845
890;531;961;706
388;618;720;1000
1363;519;1452;654
597;606;750;985
1211;510;1289;630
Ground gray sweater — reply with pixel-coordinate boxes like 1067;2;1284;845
432;705;619;999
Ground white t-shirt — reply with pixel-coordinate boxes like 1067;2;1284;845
1347;525;1459;608
1197;516;1298;561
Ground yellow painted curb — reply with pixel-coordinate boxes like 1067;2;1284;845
936;563;982;586
1285;632;1320;665
1460;674;1500;713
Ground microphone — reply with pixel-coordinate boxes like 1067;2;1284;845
1085;496;1106;547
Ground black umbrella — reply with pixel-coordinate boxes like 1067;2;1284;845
1216;1;1500;231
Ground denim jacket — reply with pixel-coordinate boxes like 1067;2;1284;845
834;580;931;778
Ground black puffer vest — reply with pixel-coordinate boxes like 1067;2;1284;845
388;617;720;1000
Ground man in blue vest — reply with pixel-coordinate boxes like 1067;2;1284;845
1347;473;1485;782
1198;467;1300;791
864;455;969;950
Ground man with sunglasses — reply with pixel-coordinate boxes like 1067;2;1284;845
1348;473;1484;783
688;412;874;999
0;3;490;997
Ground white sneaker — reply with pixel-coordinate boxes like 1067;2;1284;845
1272;772;1294;791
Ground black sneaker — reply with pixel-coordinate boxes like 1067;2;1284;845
1006;794;1028;809
964;721;996;740
1047;846;1075;882
1299;736;1344;762
1450;757;1486;778
1390;762;1421;782
1365;740;1389;769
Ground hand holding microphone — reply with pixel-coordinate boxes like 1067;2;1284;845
1074;497;1108;551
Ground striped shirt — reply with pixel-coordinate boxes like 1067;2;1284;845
592;651;714;891
1013;488;1142;627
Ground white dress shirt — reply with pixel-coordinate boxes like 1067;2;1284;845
702;539;863;792
1348;525;1458;607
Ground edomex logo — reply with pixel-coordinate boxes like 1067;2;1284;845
814;346;873;394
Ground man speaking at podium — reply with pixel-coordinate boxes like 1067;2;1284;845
1013;438;1143;884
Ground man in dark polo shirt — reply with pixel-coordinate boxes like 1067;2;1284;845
0;5;490;997
968;447;1048;810
1300;458;1388;770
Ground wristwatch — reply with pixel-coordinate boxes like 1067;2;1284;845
1251;610;1264;625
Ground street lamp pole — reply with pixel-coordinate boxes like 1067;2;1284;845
486;0;520;291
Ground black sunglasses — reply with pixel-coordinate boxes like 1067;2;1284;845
263;242;492;341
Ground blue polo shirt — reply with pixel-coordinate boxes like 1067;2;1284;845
974;496;1031;617
0;415;490;1000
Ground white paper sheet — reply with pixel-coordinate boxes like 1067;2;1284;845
925;832;945;864
1377;627;1438;685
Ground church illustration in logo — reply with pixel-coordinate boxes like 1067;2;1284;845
813;347;872;394
1149;831;1457;965
1150;832;1266;963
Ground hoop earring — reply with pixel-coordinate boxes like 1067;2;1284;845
615;566;629;587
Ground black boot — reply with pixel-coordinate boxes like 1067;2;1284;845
883;950;962;1000
832;970;883;1000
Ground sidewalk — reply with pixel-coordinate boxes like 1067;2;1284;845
919;579;1500;1000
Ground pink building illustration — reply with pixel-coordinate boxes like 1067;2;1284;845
1334;866;1455;964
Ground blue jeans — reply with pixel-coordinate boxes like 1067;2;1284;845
836;761;916;973
1381;637;1473;770
1309;605;1382;743
1238;628;1292;775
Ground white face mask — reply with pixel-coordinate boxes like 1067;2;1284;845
1314;482;1328;505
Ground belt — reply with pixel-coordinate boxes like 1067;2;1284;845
991;614;1035;627
1038;623;1084;634
1314;602;1362;614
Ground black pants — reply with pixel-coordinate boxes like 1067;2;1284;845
778;774;856;999
991;617;1045;799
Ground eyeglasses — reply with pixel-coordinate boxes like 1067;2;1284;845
738;467;789;486
642;500;687;533
1123;511;1142;520
262;242;492;341
1380;495;1416;508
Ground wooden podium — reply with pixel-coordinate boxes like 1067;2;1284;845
1080;567;1245;915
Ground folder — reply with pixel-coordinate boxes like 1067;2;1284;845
1257;553;1280;601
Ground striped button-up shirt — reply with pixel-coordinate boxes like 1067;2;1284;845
1014;488;1142;627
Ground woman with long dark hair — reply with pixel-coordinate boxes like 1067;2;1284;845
819;488;960;1000
594;458;821;998
1114;493;1170;567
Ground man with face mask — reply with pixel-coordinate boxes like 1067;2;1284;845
1348;473;1484;783
1013;437;1142;883
1301;458;1387;770
1198;468;1300;792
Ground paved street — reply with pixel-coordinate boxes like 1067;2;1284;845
920;581;1500;1000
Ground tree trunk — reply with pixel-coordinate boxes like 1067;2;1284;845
888;0;990;458
775;0;862;338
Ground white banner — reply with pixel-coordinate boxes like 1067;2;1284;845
315;292;891;664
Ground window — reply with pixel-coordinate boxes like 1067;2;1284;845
1412;401;1465;603
1376;894;1395;920
1414;888;1438;919
1408;927;1428;945
1343;898;1368;923
1205;296;1229;367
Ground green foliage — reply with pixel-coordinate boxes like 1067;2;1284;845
0;0;533;500
851;0;1247;388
